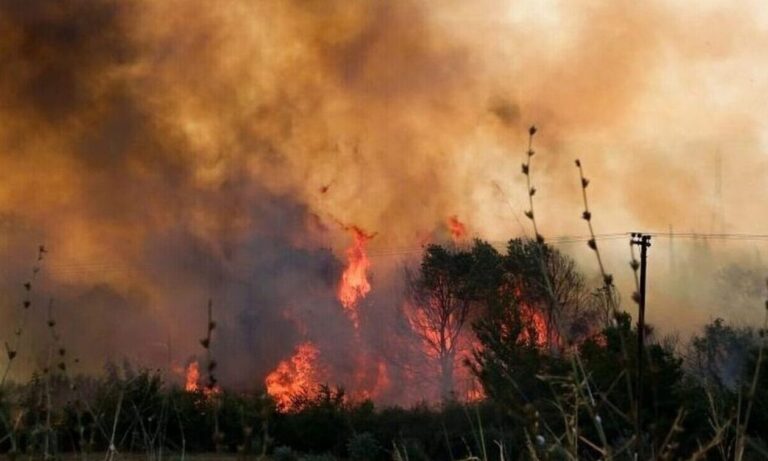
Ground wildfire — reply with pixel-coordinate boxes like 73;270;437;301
183;360;221;397
462;372;486;402
265;342;321;411
405;300;482;402
337;226;375;329
406;305;453;359
372;360;391;398
519;304;550;347
447;215;467;242
185;361;200;392
510;284;557;348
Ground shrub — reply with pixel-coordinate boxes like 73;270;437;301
273;445;299;461
347;432;381;461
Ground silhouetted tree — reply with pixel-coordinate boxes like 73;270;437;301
504;239;599;349
687;318;756;391
404;244;474;401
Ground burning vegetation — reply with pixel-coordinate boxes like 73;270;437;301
3;0;768;457
265;341;322;411
185;360;201;392
337;226;376;329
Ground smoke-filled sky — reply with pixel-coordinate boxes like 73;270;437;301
1;0;767;390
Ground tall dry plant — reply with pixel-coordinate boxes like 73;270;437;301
199;299;223;451
520;126;563;352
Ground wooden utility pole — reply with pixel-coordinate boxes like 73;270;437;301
630;233;651;456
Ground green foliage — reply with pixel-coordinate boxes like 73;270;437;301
273;445;300;461
272;385;350;455
688;317;756;390
347;431;381;461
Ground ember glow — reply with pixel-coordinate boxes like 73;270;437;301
265;342;322;411
447;216;467;242
337;226;375;329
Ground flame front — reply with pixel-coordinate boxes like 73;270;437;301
185;361;200;392
337;226;375;329
265;341;321;411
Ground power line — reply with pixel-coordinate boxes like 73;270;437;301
5;231;768;276
365;232;768;257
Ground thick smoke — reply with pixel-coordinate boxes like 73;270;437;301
1;0;767;397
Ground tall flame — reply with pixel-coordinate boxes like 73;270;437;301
265;341;321;411
185;361;200;392
337;226;375;328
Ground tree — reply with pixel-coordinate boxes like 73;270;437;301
686;318;756;391
404;244;475;401
504;239;600;349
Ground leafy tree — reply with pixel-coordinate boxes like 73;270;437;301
504;239;599;348
404;244;475;401
347;431;381;461
686;318;756;391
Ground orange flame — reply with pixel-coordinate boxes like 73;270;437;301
405;300;482;402
185;361;200;392
356;356;394;402
447;215;467;242
265;341;321;411
338;226;375;328
519;304;550;347
511;284;557;348
462;339;485;402
371;360;391;398
406;304;454;359
184;360;221;397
